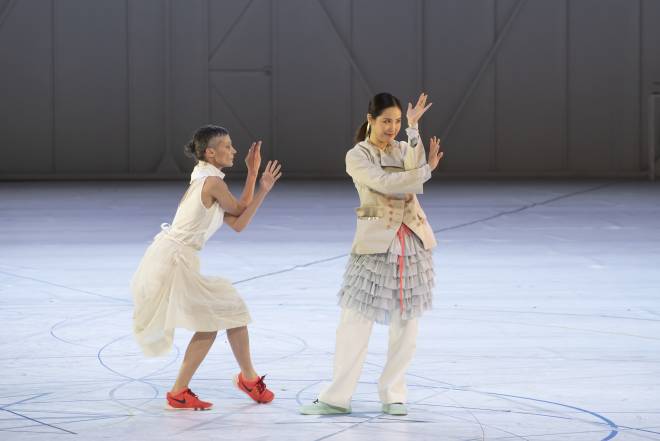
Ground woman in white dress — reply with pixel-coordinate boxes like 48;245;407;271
131;125;282;410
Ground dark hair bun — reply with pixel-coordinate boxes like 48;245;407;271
183;125;229;162
184;140;196;158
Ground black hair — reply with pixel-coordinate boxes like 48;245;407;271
183;125;229;161
355;92;403;143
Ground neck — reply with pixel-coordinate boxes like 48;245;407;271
201;159;222;170
368;133;388;150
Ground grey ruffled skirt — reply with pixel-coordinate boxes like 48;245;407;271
338;227;435;325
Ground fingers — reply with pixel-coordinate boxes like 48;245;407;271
416;93;425;108
263;160;282;175
429;137;442;160
259;159;283;189
427;136;444;166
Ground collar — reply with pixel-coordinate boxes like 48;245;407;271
190;160;225;183
358;140;403;168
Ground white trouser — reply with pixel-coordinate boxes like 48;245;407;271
318;307;419;409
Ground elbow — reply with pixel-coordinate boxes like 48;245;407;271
228;206;246;217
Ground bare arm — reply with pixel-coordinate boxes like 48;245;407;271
224;160;283;233
201;141;263;216
236;141;262;210
204;177;243;215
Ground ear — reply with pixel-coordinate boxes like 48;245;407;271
366;113;374;124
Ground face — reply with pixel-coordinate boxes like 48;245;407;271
368;106;402;145
204;134;236;168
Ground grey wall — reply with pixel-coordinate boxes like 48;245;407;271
0;0;659;179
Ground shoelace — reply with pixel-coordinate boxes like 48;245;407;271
254;375;267;393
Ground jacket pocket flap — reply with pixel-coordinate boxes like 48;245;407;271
356;206;384;218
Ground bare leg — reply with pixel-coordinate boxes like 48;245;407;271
171;331;217;393
226;326;259;380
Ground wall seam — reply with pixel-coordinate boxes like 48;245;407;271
493;0;498;172
639;0;644;172
126;0;131;172
51;0;56;173
271;0;278;159
565;0;570;171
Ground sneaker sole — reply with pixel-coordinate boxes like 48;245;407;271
382;406;407;416
300;408;351;415
166;404;213;411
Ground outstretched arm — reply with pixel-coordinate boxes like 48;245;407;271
224;160;283;233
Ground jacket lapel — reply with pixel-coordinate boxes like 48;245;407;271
358;141;404;169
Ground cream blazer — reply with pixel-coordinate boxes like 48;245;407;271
345;126;437;254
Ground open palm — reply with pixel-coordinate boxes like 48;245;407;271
260;160;282;192
407;93;432;126
428;136;444;171
245;141;262;174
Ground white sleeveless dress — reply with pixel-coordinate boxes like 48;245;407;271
131;162;251;356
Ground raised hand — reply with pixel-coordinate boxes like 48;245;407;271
244;141;262;175
407;92;433;126
427;136;444;171
260;160;282;192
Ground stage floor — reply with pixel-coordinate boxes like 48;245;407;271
1;179;659;440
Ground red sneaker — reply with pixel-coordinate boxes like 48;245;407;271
233;373;274;404
166;388;213;410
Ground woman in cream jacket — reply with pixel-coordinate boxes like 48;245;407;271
301;92;443;416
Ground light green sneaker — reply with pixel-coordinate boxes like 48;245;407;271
300;399;351;415
382;402;407;415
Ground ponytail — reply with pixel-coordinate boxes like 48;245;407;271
354;121;369;144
